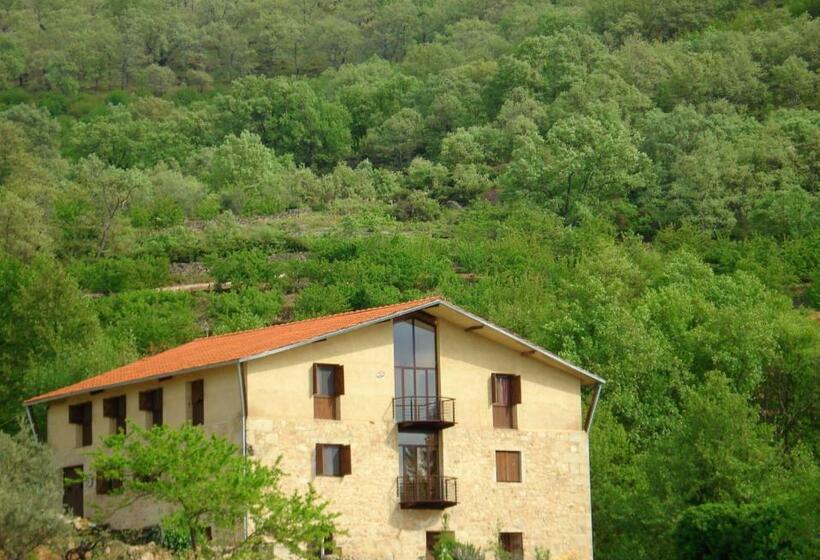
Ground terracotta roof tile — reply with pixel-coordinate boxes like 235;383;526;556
25;296;441;405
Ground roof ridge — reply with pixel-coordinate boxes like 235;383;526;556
197;294;441;341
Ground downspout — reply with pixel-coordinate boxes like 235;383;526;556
236;361;248;540
24;405;37;440
583;382;603;432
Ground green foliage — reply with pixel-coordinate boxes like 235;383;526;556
95;290;198;354
0;427;68;560
0;2;818;558
674;501;801;560
90;422;337;557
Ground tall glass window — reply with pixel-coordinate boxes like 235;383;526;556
394;318;438;421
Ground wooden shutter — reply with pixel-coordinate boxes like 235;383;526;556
490;374;498;404
496;451;507;481
511;375;522;405
153;389;163;426
68;403;86;424
315;444;324;476
312;364;319;396
103;398;115;418
340;445;351;475
334;365;345;396
139;391;153;411
96;475;109;495
82;403;92;446
191;380;204;426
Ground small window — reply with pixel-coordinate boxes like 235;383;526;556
496;450;522;483
96;473;122;495
499;533;524;559
103;396;126;434
188;380;204;426
426;531;454;560
315;444;351;477
68;402;92;447
491;374;521;429
139;389;163;427
313;364;344;420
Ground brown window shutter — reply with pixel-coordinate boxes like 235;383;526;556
191;380;204;426
153;389;163;426
96;475;109;495
103;398;114;417
511;375;522;405
139;391;152;411
84;403;92;444
510;452;521;482
340;445;351;475
315;444;324;476
490;373;499;404
334;365;345;396
312;364;319;396
496;451;507;482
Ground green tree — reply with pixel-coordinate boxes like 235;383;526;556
0;427;68;560
90;422;337;557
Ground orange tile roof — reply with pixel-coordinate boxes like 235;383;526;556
25;296;442;405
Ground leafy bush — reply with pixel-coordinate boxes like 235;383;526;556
0;427;68;560
69;256;170;293
674;502;799;560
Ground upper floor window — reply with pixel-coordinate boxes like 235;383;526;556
394;316;438;421
491;374;521;429
102;395;126;434
313;364;344;420
68;402;92;447
139;389;163;427
188;379;204;426
315;443;351;477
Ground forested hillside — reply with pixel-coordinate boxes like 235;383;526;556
0;1;818;558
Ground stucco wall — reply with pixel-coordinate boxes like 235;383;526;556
246;317;592;560
46;364;242;528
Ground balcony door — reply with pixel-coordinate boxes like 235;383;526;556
398;431;440;501
394;317;438;422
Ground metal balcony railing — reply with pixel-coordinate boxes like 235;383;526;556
397;475;458;509
392;396;456;428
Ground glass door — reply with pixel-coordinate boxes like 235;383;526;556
394;318;438;422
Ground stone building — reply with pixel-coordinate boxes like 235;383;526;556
25;296;604;559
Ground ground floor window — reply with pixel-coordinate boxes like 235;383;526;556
499;532;524;559
426;531;454;560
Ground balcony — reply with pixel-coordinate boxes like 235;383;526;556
397;476;458;509
393;396;456;429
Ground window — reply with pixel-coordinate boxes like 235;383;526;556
496;451;522;483
139;389;163;427
499;533;524;559
188;380;204;426
310;534;336;559
68;402;92;447
394;316;439;422
103;395;126;434
425;531;454;560
491;374;521;429
63;465;84;517
96;473;122;495
313;364;344;420
315;444;351;477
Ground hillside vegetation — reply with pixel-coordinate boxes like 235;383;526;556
0;1;818;558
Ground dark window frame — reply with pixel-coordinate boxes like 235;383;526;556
499;532;524;558
189;379;205;426
315;443;351;477
102;395;126;434
491;373;521;429
312;363;344;420
138;388;163;427
96;473;122;495
68;402;92;447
